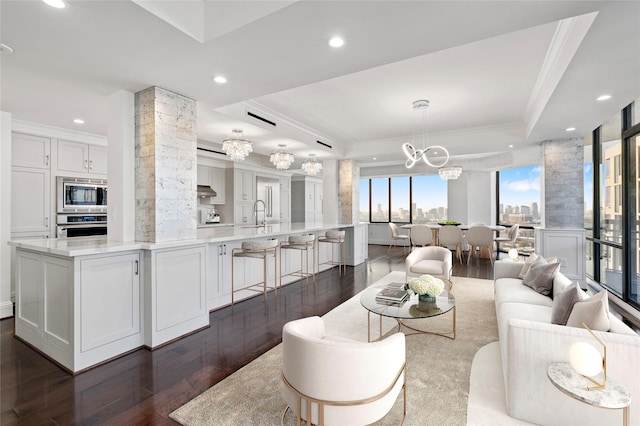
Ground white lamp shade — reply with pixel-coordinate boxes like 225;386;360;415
569;341;603;377
508;248;519;260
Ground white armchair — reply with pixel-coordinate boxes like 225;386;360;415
405;246;452;288
281;316;406;426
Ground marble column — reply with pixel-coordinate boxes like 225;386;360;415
338;160;360;224
134;87;197;242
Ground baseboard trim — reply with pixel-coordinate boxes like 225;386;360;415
0;300;14;319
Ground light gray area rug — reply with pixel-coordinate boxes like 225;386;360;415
170;272;499;426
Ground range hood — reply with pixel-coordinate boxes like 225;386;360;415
197;185;217;198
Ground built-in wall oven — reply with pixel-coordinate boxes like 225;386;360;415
56;176;108;238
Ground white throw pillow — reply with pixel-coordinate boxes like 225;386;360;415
566;291;611;331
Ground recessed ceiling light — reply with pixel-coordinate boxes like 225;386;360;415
566;127;576;132
596;94;612;101
213;76;227;84
329;37;345;48
373;157;377;160
73;118;84;124
508;144;514;148
0;43;13;54
43;0;66;8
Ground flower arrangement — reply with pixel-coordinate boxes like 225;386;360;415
408;274;444;297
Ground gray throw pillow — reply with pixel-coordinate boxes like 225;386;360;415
518;253;539;279
566;291;611;331
551;282;582;325
522;261;560;296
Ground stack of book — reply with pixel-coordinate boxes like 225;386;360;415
375;283;409;305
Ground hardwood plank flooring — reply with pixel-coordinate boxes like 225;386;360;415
1;244;494;425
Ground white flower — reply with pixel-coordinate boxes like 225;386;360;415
408;274;444;297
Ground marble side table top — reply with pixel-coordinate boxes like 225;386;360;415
547;362;631;409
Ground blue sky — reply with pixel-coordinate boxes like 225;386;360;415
360;175;447;211
499;166;541;206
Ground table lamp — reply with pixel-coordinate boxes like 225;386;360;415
568;322;606;390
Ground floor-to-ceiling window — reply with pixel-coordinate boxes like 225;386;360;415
588;96;640;310
360;175;448;223
496;165;541;254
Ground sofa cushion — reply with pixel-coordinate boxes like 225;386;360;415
409;259;444;275
566;291;611;331
517;253;539;279
522;261;560;296
494;278;553;308
551;282;583;325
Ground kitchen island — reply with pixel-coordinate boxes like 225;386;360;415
9;222;368;373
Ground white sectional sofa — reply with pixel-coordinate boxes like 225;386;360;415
494;260;640;426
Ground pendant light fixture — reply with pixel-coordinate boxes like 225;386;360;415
402;100;450;169
270;144;295;170
302;154;322;176
438;165;462;180
222;129;252;161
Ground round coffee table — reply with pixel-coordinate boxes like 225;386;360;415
360;284;456;341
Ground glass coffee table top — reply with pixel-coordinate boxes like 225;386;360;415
360;284;455;319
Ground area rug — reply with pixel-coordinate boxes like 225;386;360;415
170;272;498;426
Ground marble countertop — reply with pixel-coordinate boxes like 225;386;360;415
8;222;368;257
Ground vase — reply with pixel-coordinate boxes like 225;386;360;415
418;294;436;303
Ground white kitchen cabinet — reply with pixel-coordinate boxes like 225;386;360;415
11;167;51;235
197;165;226;204
234;169;255;203
207;240;242;310
12;133;51;169
280;177;291;223
234;203;254;225
14;249;143;373
291;177;322;224
57;140;107;175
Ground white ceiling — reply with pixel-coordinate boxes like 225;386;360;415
1;1;639;174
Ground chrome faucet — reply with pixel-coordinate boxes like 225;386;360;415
253;200;266;226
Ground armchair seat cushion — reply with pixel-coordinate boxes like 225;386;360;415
409;259;445;275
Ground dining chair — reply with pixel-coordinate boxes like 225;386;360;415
494;224;519;259
388;223;410;253
438;225;464;263
410;224;432;250
466;225;494;265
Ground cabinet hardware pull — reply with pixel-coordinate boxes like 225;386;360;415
134;260;139;275
84;159;88;170
89;160;93;170
45;155;49;166
45;217;49;227
219;244;223;256
223;244;227;255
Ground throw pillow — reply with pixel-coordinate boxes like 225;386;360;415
518;253;539;279
566;291;611;331
522;261;560;296
551;282;582;325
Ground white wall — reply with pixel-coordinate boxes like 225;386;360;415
1;112;13;318
448;171;496;225
322;159;338;224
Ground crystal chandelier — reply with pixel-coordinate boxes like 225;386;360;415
302;154;322;176
269;144;295;170
438;166;462;180
402;100;449;169
222;129;252;161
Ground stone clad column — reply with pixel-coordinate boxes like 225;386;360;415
338;160;360;224
135;87;197;242
537;137;585;282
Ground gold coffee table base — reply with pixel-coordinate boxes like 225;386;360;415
367;307;456;342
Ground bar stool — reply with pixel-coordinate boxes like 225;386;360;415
317;230;346;275
231;238;278;312
280;234;316;285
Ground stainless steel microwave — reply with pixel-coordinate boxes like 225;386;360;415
57;176;107;213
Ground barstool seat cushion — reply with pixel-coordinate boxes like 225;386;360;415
288;234;315;244
322;230;345;242
242;239;278;251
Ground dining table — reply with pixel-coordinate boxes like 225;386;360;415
400;223;506;249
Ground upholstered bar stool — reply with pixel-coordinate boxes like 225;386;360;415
317;230;346;275
280;234;316;285
231;238;278;312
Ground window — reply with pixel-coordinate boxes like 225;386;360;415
370;178;389;222
599;111;622;244
497;166;541;226
390;177;410;222
411;175;448;223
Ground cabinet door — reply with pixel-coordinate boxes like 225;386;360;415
12;133;50;169
88;145;107;175
42;255;72;348
234;170;255;202
197;165;211;186
280;190;291;222
79;253;141;352
234;203;253;225
210;167;226;204
314;183;323;214
15;250;43;335
11;167;51;233
279;177;290;192
58;140;89;173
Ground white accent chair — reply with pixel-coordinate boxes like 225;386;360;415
410;224;432;250
388;223;410;253
405;246;453;289
281;316;406;426
493;224;519;259
438;225;464;263
466;226;494;265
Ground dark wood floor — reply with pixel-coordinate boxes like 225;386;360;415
1;245;495;425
